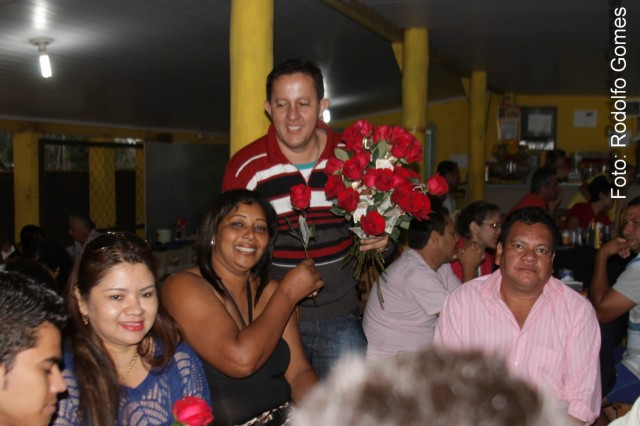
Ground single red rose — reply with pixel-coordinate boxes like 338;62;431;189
324;175;345;199
405;139;423;163
342;158;365;181
172;396;214;426
374;168;394;192
392;126;414;145
337;188;359;213
391;180;413;205
342;120;373;153
290;184;312;210
399;190;429;216
426;174;449;196
363;168;379;188
360;210;386;236
390;138;410;159
412;193;432;220
373;125;393;143
352;119;374;137
324;157;344;176
352;151;371;168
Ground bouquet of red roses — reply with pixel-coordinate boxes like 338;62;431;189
324;119;448;283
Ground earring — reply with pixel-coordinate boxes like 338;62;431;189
210;238;215;246
82;314;89;326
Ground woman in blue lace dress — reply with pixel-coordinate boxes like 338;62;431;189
161;189;323;426
53;232;211;426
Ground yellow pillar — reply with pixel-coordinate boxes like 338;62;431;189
13;132;40;241
229;0;273;156
468;71;487;202
89;139;116;230
400;28;429;178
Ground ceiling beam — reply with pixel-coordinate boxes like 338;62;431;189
321;0;502;94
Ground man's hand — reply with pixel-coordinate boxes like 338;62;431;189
458;241;485;282
600;237;635;260
359;234;389;253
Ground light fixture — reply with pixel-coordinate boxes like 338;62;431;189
322;109;331;123
29;37;53;78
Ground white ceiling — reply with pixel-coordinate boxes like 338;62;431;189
0;0;638;134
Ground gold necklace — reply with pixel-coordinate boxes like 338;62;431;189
119;352;139;384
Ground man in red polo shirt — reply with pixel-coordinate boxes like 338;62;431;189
507;167;562;218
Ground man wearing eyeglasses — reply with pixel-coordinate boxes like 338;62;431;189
590;196;640;406
435;207;601;425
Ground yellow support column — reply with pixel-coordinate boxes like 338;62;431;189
13;132;40;241
468;71;487;202
229;0;273;156
89;139;116;230
400;28;428;178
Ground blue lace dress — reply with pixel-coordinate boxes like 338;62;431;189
53;341;211;426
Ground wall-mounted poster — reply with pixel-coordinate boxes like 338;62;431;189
520;107;557;151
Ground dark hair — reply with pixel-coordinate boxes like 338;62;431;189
544;149;566;167
69;213;96;230
628;196;640;207
293;348;557;426
33;239;74;295
266;59;324;102
588;175;613;203
436;161;458;177
19;224;46;259
0;271;67;374
196;189;278;304
456;201;500;239
408;210;448;250
65;232;180;426
530;167;556;194
4;258;57;292
499;207;559;250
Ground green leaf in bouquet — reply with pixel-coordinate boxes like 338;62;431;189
377;141;389;158
330;206;346;217
372;191;387;204
334;148;350;161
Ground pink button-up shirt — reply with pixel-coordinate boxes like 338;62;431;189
434;270;601;424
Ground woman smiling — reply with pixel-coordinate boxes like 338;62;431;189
54;232;210;426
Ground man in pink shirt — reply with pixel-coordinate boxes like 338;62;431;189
435;206;601;425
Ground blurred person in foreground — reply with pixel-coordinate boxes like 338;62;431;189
450;201;501;282
162;190;323;426
435;207;601;425
292;348;569;426
0;271;68;426
55;232;210;425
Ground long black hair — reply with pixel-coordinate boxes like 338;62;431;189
195;189;278;303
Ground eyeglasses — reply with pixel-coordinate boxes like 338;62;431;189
85;232;148;251
482;222;502;229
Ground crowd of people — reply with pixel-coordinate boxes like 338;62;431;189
2;58;640;426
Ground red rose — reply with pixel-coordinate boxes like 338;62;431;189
363;168;378;188
373;125;393;143
172;396;214;426
360;210;386;236
399;190;428;216
391;180;413;205
324;175;345;199
352;151;371;169
426;174;449;196
290;184;311;210
342;158;365;181
324;157;344;176
412;193;432;220
390;137;410;159
405;140;423;163
393;165;418;182
373;168;394;192
342;120;373;153
337;188;359;213
392;126;414;145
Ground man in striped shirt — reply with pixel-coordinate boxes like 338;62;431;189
222;59;389;378
435;207;601;424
